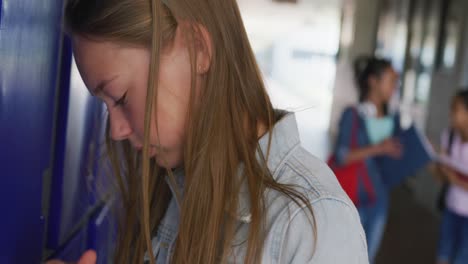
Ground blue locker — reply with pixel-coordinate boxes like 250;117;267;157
88;200;116;264
0;0;115;262
46;52;114;259
48;200;115;264
0;0;65;263
47;57;105;249
47;227;88;263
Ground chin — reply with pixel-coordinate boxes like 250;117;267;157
154;155;182;169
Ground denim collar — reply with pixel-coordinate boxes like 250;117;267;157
237;112;301;223
166;112;301;224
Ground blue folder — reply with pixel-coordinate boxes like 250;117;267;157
376;125;434;189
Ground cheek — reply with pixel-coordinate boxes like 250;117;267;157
152;99;187;147
382;82;395;98
461;111;468;123
125;71;152;140
452;111;464;125
159;54;192;100
153;52;192;146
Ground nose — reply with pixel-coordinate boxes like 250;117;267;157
108;108;132;141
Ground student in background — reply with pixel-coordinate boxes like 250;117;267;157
332;56;402;263
436;90;468;264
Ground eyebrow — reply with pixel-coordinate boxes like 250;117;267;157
91;76;118;96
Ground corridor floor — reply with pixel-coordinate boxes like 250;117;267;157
376;186;440;264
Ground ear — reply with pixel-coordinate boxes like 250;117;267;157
193;24;212;74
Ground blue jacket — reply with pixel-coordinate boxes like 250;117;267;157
334;106;401;207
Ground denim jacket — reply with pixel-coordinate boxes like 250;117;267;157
145;112;368;263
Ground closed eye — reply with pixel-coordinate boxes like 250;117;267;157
114;91;128;107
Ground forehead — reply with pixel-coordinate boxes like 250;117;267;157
72;36;149;86
379;67;397;79
382;66;396;75
72;37;120;82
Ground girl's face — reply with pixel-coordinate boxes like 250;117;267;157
451;98;468;131
375;67;399;103
73;27;197;168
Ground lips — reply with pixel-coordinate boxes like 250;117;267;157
135;145;143;151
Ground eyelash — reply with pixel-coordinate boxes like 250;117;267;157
114;91;128;107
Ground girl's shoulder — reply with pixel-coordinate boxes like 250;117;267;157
340;105;361;122
261;148;368;263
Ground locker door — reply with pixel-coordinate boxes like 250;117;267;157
45;52;114;260
0;0;66;263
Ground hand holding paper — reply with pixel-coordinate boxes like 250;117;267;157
376;138;403;159
437;155;468;178
376;125;434;188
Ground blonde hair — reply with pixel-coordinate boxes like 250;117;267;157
65;0;315;263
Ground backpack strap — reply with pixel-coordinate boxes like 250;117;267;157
350;108;360;149
448;129;455;156
350;107;376;204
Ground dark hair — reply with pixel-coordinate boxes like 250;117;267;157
353;55;393;102
454;89;468;110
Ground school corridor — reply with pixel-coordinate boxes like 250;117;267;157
377;185;440;264
2;0;468;263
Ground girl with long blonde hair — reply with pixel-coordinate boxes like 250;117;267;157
48;0;368;263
